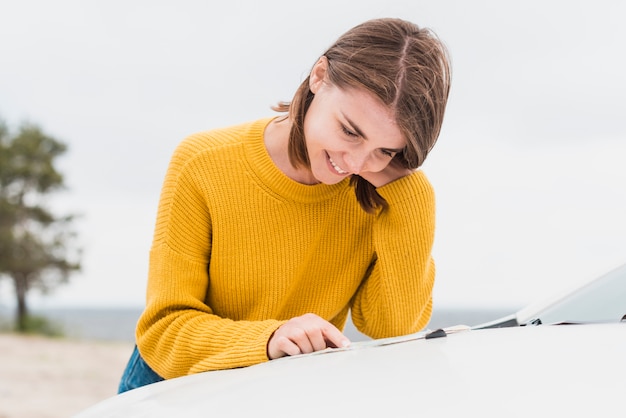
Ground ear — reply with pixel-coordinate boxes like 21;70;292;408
309;56;328;94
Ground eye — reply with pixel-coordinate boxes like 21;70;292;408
341;124;359;139
379;149;398;158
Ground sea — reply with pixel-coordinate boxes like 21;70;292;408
0;306;515;343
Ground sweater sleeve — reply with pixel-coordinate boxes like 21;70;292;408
135;139;285;379
350;170;436;339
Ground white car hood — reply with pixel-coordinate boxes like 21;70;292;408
76;323;626;417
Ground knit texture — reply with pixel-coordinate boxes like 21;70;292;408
136;118;436;379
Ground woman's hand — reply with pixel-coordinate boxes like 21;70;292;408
267;313;351;360
359;159;413;188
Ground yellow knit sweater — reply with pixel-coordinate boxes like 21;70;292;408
136;118;436;379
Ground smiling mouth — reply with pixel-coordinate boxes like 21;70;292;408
328;155;349;175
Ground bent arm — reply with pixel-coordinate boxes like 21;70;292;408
351;171;436;338
135;140;286;379
136;243;285;379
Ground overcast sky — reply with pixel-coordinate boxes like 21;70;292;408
1;0;625;311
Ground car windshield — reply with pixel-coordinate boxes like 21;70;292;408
525;263;626;325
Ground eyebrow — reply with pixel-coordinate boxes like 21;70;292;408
343;113;404;153
343;113;368;140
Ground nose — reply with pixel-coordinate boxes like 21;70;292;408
344;152;370;174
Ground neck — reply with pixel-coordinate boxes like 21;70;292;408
264;117;319;185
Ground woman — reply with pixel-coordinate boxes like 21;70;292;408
119;17;451;393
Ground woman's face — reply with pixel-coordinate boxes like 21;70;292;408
303;59;406;185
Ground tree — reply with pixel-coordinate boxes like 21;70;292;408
0;118;81;332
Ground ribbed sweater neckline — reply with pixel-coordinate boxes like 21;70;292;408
243;118;350;204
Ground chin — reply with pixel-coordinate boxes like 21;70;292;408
319;174;348;185
321;179;344;186
310;169;339;185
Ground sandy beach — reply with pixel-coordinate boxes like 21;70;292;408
0;333;134;418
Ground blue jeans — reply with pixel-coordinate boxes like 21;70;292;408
118;345;164;393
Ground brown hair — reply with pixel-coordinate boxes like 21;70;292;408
274;18;451;213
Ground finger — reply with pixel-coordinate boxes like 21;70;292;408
322;325;351;349
297;313;350;350
289;328;315;354
301;327;327;352
275;336;302;358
